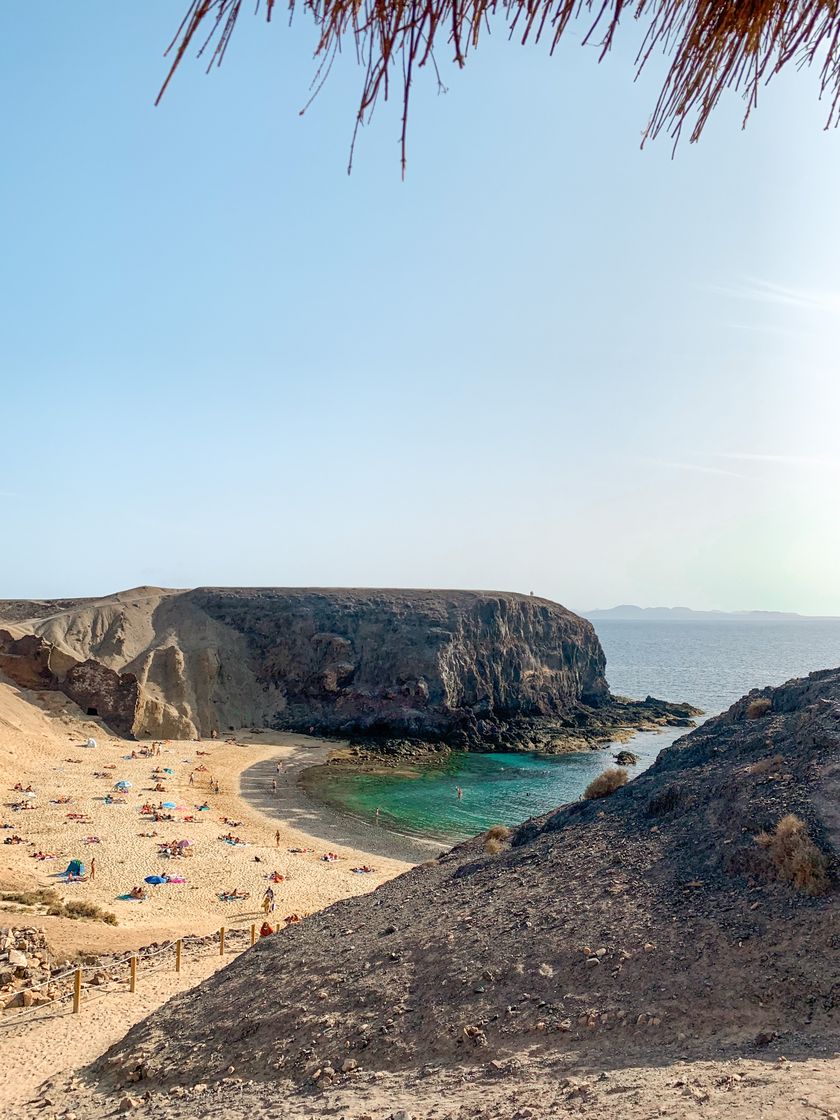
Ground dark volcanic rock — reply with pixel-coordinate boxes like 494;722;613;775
192;587;610;742
0;587;694;746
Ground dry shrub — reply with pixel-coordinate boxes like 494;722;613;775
485;824;511;842
44;896;118;924
584;767;628;801
755;814;829;896
483;825;511;854
1;887;62;909
748;753;784;776
746;697;772;720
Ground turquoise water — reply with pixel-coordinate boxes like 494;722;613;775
305;729;679;843
305;618;840;842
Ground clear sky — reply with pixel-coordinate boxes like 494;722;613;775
2;5;839;612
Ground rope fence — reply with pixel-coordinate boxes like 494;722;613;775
0;920;260;1030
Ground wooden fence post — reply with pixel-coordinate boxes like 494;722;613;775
129;956;137;993
219;927;225;956
175;939;182;973
72;967;82;1014
250;923;256;946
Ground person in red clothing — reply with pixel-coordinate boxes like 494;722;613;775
259;921;274;937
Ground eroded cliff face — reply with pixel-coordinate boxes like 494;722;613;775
192;588;609;741
0;629;140;736
0;586;651;746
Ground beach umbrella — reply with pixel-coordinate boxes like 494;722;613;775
144;875;167;885
161;801;176;809
176;839;191;848
86;738;97;749
115;780;132;790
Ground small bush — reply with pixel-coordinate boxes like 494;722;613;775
746;697;772;720
485;824;512;842
1;887;62;909
584;767;628;800
64;900;118;925
483;825;511;854
755;814;829;896
748;754;784;776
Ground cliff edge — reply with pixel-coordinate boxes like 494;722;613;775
0;587;694;745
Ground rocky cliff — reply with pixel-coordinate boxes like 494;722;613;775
0;587;692;745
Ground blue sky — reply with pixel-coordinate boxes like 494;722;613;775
2;4;840;612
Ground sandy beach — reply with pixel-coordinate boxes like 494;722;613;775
0;678;418;952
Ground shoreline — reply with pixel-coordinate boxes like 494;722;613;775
238;750;445;863
297;721;699;844
0;678;418;955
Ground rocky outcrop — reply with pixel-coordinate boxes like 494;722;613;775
0;587;693;746
0;629;139;736
192;587;611;744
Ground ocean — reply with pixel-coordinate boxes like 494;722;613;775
304;619;840;843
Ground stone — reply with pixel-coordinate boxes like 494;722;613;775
340;1059;357;1073
117;1097;139;1112
392;1112;413;1120
8;949;27;969
5;988;33;1009
644;943;656;953
586;957;600;968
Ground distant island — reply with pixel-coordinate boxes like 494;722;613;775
582;604;835;621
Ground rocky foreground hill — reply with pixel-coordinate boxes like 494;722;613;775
0;587;695;748
48;666;837;1120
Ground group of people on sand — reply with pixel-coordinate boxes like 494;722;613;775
5;741;383;927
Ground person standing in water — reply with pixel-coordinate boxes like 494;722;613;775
271;778;277;795
456;786;463;800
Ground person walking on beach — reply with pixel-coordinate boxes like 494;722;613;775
271;778;277;795
262;886;275;915
90;857;96;881
275;829;281;848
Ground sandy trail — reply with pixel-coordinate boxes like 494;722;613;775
0;944;238;1112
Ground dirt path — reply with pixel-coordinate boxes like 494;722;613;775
0;944;238;1113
